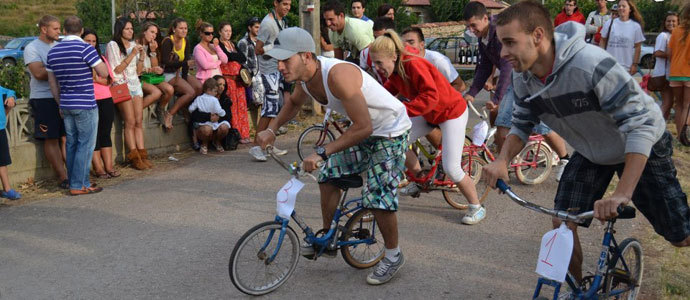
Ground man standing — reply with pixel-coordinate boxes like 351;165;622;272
258;27;411;285
484;1;689;284
351;0;373;25
585;0;610;44
359;17;395;83
463;2;571;180
24;15;69;188
554;0;586;27
46;16;110;195
238;17;262;132
251;0;292;161
323;0;374;62
401;27;466;92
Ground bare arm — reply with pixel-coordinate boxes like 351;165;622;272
630;42;641;74
255;40;265;55
334;48;344;60
450;77;466;93
594;153;647;220
482;134;526;188
599;37;607;49
47;72;60;104
94;62;110;78
653;50;668;59
27;62;49;81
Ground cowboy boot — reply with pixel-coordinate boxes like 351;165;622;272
127;149;148;170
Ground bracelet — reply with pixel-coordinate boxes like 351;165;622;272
266;128;276;137
149;52;157;58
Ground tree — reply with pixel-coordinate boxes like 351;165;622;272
429;0;469;22
76;0;112;40
350;0;418;32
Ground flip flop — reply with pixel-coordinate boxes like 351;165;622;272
95;173;111;179
106;170;121;178
69;186;103;196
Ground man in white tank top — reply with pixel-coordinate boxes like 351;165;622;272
257;27;411;286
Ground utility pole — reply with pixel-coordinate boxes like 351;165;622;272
299;0;323;114
112;0;116;35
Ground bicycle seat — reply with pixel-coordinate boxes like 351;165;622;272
616;206;636;220
326;175;363;190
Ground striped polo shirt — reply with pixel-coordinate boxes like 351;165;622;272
46;35;102;110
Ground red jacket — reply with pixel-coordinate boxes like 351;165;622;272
554;10;586;27
384;53;466;125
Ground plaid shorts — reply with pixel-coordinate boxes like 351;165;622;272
555;131;690;243
318;132;409;211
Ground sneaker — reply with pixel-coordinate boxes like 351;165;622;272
300;242;336;259
0;189;21;200
249;146;267;162
398;178;409;188
271;146;288;156
366;251;405;285
554;158;569;182
551;151;560;166
277;126;288;135
399;183;420;196
461;206;486;225
192;142;201;151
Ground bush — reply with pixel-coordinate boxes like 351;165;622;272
359;0;418;32
0;59;29;99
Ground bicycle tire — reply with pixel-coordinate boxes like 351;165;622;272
514;143;553;185
340;208;385;269
297;125;336;161
229;221;300;296
442;154;489;210
603;238;643;300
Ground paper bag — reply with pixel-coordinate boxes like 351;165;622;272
535;223;574;282
276;176;305;219
471;120;489;146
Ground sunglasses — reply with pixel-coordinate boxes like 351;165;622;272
203;31;214;36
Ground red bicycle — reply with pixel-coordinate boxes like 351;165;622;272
296;108;349;161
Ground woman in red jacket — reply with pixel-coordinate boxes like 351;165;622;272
369;30;485;225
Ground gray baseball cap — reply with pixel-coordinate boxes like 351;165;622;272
264;27;316;60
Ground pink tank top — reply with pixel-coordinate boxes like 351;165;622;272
94;55;115;100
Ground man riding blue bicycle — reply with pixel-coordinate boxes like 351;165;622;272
483;0;690;287
256;27;411;285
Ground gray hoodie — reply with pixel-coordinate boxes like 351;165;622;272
508;22;665;165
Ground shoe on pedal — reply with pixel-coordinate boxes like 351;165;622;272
272;146;288;156
554;158;569;182
399;183;420;197
301;242;316;259
366;251;405;285
461;206;486;225
249;146;267;162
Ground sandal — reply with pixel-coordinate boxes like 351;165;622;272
215;143;225;153
200;145;208;155
94;172;110;179
163;111;174;130
106;170;121;178
70;186;103;196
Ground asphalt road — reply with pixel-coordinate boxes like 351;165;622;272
0;92;644;299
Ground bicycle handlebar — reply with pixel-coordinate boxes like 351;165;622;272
496;179;594;224
467;101;488;120
266;146;319;181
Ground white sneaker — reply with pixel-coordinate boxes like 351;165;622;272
272;146;288;156
399;183;420;196
554;158;569;182
552;151;560;166
461;206;486;225
249;146;267;162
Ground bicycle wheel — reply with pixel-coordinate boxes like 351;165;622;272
297;125;335;161
603;238;643;299
442;154;489;210
229;221;300;296
340;208;385;269
514;143;553;185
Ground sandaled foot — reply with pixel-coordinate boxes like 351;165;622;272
200;145;208;155
163;111;174;130
94;173;110;179
70;186;103;196
106;169;121;178
214;143;224;152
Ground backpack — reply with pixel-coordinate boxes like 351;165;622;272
224;128;241;151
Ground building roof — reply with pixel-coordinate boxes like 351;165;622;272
471;0;508;9
404;0;430;6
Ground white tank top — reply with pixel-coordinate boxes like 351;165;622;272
301;57;411;138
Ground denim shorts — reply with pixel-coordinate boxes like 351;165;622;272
260;72;284;118
319;132;408;211
495;87;551;135
554;131;690;243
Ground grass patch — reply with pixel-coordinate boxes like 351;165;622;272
0;0;78;37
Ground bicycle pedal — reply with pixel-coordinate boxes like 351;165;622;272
410;191;421;198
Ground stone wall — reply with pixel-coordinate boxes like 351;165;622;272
6;100;190;186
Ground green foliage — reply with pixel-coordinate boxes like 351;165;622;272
174;0;300;45
76;0;112;41
543;0;596;22
429;0;469;22
0;59;29;99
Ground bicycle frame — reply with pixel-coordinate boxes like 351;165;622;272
406;144;456;189
495;180;637;300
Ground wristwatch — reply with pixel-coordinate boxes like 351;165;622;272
315;146;328;161
149;52;157;58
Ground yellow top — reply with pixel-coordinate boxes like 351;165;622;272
170;35;185;62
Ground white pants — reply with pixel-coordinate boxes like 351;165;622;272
409;110;469;183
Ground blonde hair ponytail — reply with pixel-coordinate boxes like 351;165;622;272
369;29;412;83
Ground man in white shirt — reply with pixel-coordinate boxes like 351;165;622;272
585;0;611;44
401;27;466;92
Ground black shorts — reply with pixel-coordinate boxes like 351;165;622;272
555;131;690;243
0;129;10;167
95;98;115;150
29;98;65;140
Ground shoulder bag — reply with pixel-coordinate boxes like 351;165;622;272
110;54;132;104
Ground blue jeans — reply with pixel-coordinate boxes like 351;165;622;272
62;108;98;190
495;86;551;135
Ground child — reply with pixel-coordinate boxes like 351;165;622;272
0;85;20;200
188;78;230;154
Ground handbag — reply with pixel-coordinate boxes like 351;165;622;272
110;82;131;104
140;73;165;85
646;60;668;92
251;72;264;106
239;67;252;86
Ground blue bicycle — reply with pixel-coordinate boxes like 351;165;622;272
496;179;643;300
229;147;384;296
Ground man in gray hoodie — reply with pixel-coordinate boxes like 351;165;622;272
483;1;690;283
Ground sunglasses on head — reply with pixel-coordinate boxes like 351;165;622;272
203;31;214;36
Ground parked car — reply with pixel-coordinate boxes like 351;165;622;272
0;36;37;66
426;34;477;64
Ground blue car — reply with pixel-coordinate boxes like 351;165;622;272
0;36;37;66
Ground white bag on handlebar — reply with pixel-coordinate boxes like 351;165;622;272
535;223;574;282
276;176;305;219
471;120;489;146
